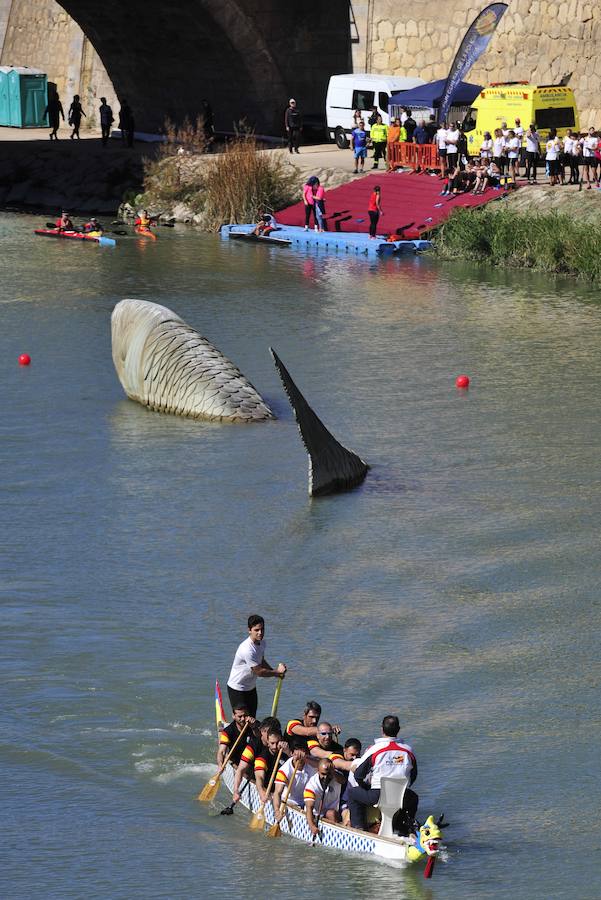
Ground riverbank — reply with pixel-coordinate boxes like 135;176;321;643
0;131;362;221
129;142;369;226
436;183;601;281
0;134;149;214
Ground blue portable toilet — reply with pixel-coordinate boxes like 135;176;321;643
0;67;10;125
0;66;48;126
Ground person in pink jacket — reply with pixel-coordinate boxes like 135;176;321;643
303;176;318;230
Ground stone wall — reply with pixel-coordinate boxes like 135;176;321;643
352;0;601;126
0;0;117;128
2;0;600;133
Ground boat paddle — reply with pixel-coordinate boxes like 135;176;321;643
249;747;283;831
271;673;284;717
220;776;251;816
267;758;301;838
311;803;324;847
197;721;249;803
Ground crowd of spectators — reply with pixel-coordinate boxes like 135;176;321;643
351;107;601;194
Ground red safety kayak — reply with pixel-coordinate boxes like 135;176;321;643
134;227;158;240
34;228;115;247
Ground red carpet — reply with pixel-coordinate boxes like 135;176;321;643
277;171;505;238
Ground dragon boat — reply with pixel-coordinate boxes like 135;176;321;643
221;763;446;877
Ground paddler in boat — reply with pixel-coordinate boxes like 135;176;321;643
336;738;362;825
307;721;345;763
253;212;278;237
231;715;282;803
82;217;103;235
226;614;286;718
216;702;253;767
55;211;73;232
347;715;418;834
272;740;317;816
286;700;340;750
303;759;342;835
254;726;289;804
134;209;154;232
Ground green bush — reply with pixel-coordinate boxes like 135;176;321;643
436;206;601;281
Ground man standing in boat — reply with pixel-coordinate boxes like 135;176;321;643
227;614;286;718
347;715;418;833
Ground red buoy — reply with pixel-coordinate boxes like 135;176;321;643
455;374;470;389
18;353;31;366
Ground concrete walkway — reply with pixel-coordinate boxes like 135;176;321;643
0;125;103;141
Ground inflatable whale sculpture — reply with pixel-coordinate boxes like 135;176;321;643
270;348;369;496
111;299;274;422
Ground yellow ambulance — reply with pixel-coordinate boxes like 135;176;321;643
462;82;579;152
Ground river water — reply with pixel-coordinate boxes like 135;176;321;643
2;212;600;899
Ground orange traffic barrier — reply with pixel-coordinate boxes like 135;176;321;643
388;141;440;171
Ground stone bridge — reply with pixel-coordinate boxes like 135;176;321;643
54;0;351;134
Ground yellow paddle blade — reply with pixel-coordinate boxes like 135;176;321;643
267;822;282;838
197;775;220;802
249;809;266;831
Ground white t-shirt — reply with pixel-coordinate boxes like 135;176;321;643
507;137;520;159
303;773;341;813
525;131;540;153
480;138;493;158
501;127;509;139
435;127;447;150
227;636;266;691
583;136;598;157
514;125;524;144
545;139;560;160
446;129;460;153
493;136;505;157
563;136;574;155
275;757;314;807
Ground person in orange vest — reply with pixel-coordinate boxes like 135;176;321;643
55;211;73;231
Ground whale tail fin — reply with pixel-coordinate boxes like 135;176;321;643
270;348;369;497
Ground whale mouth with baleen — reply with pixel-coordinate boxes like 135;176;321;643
111;298;274;423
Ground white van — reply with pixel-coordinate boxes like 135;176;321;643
326;74;425;148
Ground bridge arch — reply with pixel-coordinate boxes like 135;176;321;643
54;0;351;134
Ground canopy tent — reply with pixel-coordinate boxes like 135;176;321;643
389;79;482;110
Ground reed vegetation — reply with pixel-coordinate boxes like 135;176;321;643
201;133;297;231
436;206;601;281
140;121;297;228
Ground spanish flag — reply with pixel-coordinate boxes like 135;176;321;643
215;679;227;731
